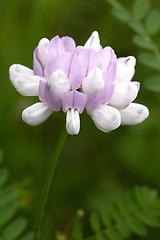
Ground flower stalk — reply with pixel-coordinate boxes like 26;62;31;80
34;129;67;240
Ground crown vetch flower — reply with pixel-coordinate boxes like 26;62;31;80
9;31;149;135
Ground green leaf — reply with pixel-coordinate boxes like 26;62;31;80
127;219;147;236
0;186;17;208
0;167;9;188
20;231;34;240
100;209;111;226
135;210;160;227
132;35;155;50
72;221;83;240
90;212;101;233
134;186;158;208
128;19;145;35
132;0;150;20
111;7;131;22
106;230;123;240
0;203;18;226
3;217;28;240
145;9;160;35
138;52;160;70
145;76;160;92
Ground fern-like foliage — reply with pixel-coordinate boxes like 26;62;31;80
0;149;33;240
106;0;160;92
67;186;160;240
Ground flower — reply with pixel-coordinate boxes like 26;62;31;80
9;31;149;135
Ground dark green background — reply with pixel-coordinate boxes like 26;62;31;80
0;0;160;238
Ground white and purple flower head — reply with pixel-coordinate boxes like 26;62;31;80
9;31;149;135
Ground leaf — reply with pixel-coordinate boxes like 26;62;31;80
128;19;145;35
145;9;160;35
138;52;160;70
106;230;123;240
72;221;83;240
3;217;28;240
90;212;101;233
111;7;130;22
145;76;160;92
132;0;151;20
0;203;18;226
126;219;147;236
135;210;160;227
20;231;34;240
100;208;111;226
132;35;155;50
0;167;9;188
0;186;17;208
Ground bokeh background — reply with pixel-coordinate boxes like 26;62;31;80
0;0;160;238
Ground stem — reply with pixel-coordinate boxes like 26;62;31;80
34;129;67;240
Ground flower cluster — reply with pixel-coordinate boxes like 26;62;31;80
9;31;149;135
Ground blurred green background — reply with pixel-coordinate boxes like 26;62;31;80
1;0;160;238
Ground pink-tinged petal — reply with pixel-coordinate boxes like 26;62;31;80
48;35;65;59
108;82;139;109
22;102;52;126
9;64;33;85
78;49;100;76
62;90;87;113
45;52;74;78
48;70;70;98
119;103;149;125
90;104;121;132
14;75;43;96
116;56;136;82
39;81;61;111
69;54;84;89
102;48;117;87
86;82;115;112
74;46;85;55
37;38;50;68
61;37;76;51
66;109;80;135
84;31;101;52
33;48;44;77
82;67;104;94
74;90;87;113
100;47;116;73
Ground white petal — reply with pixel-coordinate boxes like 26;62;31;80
9;64;33;84
119;103;149;125
48;70;70;98
22;102;52;126
82;68;104;94
90;104;121;132
66;109;80;135
84;31;101;52
109;82;138;109
116;56;136;82
14;75;42;96
37;38;50;68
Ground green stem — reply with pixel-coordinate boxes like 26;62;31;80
34;129;67;240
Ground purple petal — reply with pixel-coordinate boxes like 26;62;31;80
48;36;65;60
33;48;44;77
78;49;100;76
45;52;74;78
62;90;87;113
100;47;113;72
39;80;61;111
69;54;84;89
61;37;76;51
